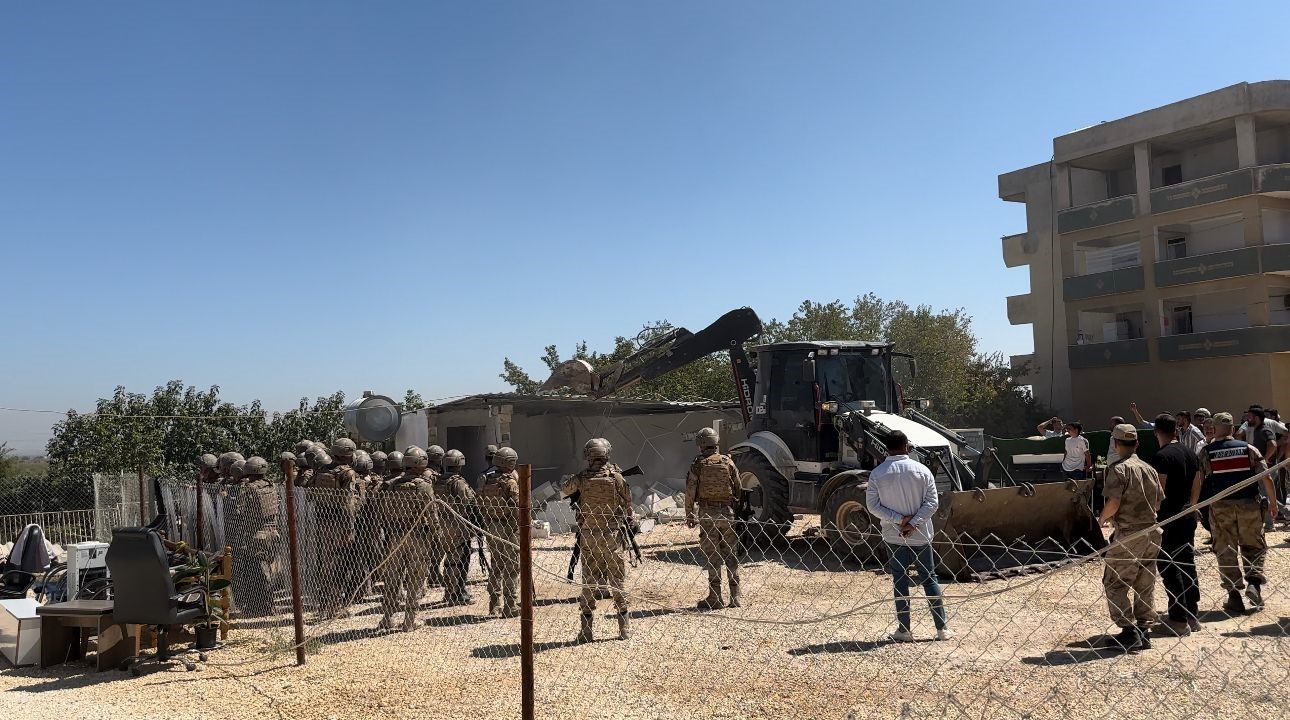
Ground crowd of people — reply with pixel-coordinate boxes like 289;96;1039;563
187;430;747;644
1028;403;1287;650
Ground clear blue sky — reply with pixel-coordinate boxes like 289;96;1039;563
3;2;1288;453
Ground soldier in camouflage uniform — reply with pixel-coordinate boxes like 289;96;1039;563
422;445;447;588
350;450;382;598
686;428;744;610
370;451;389;485
385;450;404;481
479;446;521;617
309;438;361;619
217;452;245;485
193;454;220;549
376;446;437;632
230;456;280;617
562;438;632;642
434;450;479;606
1098;424;1164;651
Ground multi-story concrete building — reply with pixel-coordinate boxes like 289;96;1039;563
1000;81;1290;424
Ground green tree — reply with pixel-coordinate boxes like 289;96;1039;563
0;442;13;480
501;324;737;402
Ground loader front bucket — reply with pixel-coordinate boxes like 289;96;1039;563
932;479;1104;581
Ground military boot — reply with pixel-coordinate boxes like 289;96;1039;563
727;565;742;608
617;612;630;641
576;613;594;644
1246;583;1263;611
377;614;394;631
696;571;724;610
501;599;519;619
488;593;500;616
401;613;418;633
1223;590;1246;615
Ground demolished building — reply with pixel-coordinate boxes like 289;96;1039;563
394;393;746;530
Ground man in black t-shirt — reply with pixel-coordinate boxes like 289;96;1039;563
1150;414;1203;635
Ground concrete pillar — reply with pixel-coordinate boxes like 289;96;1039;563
1243;197;1264;247
1236;115;1257;168
1134;142;1152;216
1053;163;1072;210
1248;280;1270;326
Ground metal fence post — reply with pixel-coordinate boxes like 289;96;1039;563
194;473;204;551
281;459;307;666
136;465;147;526
517;463;534;720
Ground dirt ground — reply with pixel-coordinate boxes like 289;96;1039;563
2;522;1287;720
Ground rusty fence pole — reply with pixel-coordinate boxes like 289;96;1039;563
136;465;147;526
517;463;534;720
281;459;307;666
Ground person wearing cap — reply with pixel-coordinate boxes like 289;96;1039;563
1097;423;1163;651
1198;412;1276;614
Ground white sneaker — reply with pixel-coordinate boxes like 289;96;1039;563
888;630;916;643
935;628;955;641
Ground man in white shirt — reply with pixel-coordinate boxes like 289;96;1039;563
1037;417;1065;438
1062;422;1092;480
1175;410;1206;455
866;431;952;643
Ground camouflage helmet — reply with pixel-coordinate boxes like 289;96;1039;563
217;452;245;474
330;437;357;457
293;440;313;457
353;449;373;473
403;446;429;468
583;438;611;461
279;451;297;466
243;456;269;476
426;445;445;463
196;453;219;470
308;449;333;471
386;450;404;471
493;446;518;469
485;444;498;460
696;427;719;449
370;450;388;472
230;458;246;479
443;449;466;470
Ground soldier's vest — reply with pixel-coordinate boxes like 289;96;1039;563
1204;438;1259;501
381;476;434;523
694;453;735;505
578;468;623;531
247;479;279;528
311;465;355;513
480;470;516;522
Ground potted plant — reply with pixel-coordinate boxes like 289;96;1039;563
173;551;228;650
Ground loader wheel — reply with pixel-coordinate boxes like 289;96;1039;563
734;453;791;544
821;482;886;567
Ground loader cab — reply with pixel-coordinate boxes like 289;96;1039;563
748;342;899;466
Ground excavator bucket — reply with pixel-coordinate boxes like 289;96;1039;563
932;479;1105;581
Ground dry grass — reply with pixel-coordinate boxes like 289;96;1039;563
2;523;1287;720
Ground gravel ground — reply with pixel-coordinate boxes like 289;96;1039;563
2;522;1287;720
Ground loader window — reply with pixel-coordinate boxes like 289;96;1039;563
817;353;890;411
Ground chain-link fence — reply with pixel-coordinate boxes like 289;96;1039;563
96;466;1287;720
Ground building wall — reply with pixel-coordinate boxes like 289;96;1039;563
1070;354;1276;429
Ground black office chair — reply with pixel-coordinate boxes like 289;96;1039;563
105;527;208;674
0;568;35;599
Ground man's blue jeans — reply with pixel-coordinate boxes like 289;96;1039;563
887;542;948;633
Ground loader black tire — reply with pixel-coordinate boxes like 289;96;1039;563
821;482;887;567
733;453;791;544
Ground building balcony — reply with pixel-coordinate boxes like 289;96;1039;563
1153;245;1261;288
1057;195;1137;234
1263;243;1290;273
1068;338;1150;369
1063;266;1144;301
1157;325;1290;361
1002;232;1029;268
1150;163;1290;214
1006;293;1033;325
